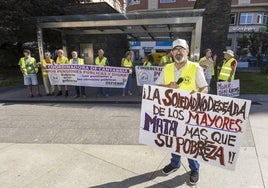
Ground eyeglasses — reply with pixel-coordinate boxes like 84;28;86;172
172;47;186;52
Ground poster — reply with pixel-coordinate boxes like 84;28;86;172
46;64;129;88
217;79;240;97
139;84;251;170
135;66;163;86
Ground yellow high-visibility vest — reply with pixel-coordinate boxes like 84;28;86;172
161;55;173;65
218;57;236;81
19;57;38;75
199;56;215;76
95;57;107;66
69;58;84;65
164;61;198;91
143;61;152;66
56;56;68;64
122;58;133;74
41;58;54;76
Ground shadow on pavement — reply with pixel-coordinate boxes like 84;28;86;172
90;169;191;188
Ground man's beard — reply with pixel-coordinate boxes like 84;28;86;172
174;54;187;63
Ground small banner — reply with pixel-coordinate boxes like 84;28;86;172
135;66;163;86
139;84;251;170
217;79;240;97
46;64;129;88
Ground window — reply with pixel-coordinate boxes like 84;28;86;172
257;13;267;24
230;13;237;25
127;0;140;6
160;0;176;3
238;0;250;5
239;13;253;25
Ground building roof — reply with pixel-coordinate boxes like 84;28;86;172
37;8;204;41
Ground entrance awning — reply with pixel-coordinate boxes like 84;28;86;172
36;8;204;60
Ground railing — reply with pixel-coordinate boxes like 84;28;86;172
78;0;125;13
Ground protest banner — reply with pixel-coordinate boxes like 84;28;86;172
135;66;163;86
217;79;240;97
46;64;129;88
139;84;251;170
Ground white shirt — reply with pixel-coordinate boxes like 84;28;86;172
155;61;208;89
199;57;214;79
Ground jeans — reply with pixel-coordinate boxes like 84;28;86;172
124;74;132;93
206;78;211;93
171;153;200;172
75;86;85;96
24;74;38;85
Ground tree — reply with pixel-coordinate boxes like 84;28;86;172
248;30;268;67
194;0;232;67
236;35;250;59
0;0;76;67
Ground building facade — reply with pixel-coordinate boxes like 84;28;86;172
126;0;195;12
228;0;268;55
126;0;268;58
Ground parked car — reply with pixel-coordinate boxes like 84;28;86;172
247;56;257;67
237;57;248;68
148;52;165;65
262;56;268;65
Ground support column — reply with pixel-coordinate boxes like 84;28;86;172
191;17;203;61
37;26;44;62
61;32;68;56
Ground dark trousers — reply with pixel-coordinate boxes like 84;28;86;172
97;87;109;95
75;86;85;96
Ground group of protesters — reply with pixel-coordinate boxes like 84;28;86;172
18;44;237;98
18;48;137;98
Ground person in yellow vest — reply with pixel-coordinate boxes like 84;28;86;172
199;48;217;93
55;49;69;96
159;50;173;66
19;49;42;97
69;51;86;98
218;50;237;82
121;51;133;96
40;52;55;96
142;56;152;66
95;49;109;97
156;39;208;185
139;55;153;95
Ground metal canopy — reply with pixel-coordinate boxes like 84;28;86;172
36;9;204;61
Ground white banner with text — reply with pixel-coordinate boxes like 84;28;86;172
139;84;251;170
135;66;163;86
46;64;129;88
217;79;240;97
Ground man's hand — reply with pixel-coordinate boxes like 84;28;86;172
168;82;178;89
213;54;217;61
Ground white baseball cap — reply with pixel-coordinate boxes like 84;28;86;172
223;50;234;57
172;39;189;49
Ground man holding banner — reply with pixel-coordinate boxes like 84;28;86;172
217;50;239;97
218;50;237;82
155;39;208;185
69;51;86;98
95;49;110;97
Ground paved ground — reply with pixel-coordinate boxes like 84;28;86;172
0;85;267;188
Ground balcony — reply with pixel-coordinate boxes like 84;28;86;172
78;0;124;13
